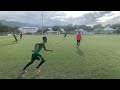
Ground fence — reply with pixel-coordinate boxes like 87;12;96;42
0;32;19;36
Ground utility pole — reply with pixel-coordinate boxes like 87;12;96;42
42;11;43;35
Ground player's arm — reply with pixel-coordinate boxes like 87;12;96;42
43;45;53;52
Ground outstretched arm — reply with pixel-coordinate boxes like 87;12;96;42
43;45;53;52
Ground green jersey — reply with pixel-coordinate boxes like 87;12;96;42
13;33;16;37
64;33;67;37
13;33;18;41
33;43;45;54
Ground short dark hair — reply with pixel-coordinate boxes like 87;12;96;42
43;36;47;40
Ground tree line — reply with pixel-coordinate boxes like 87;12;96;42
0;21;120;34
0;22;20;33
37;24;120;34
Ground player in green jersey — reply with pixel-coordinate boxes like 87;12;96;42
13;32;18;43
19;32;23;40
64;32;67;38
22;36;53;73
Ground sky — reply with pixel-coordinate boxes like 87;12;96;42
0;11;120;26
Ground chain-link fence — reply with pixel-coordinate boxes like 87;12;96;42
0;32;20;36
0;32;11;36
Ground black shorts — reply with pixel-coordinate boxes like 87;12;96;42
31;54;44;61
14;37;17;41
77;40;80;43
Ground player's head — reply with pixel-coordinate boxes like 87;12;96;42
43;36;47;43
78;32;80;34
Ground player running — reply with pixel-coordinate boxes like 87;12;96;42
76;32;82;47
22;36;53;73
19;32;23;40
64;32;67;38
13;32;18;43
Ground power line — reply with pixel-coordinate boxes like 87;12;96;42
41;11;56;35
42;11;43;35
42;11;56;25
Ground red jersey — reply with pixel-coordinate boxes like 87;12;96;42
76;33;81;40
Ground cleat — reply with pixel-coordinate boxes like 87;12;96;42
21;69;27;73
36;68;41;72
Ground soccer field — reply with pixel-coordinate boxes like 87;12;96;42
0;34;120;79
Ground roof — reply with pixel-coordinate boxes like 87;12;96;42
75;29;84;32
47;31;59;33
103;27;116;31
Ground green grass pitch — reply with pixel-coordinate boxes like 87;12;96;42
0;34;120;79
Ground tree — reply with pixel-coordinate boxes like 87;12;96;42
12;27;20;34
85;26;93;32
43;27;49;33
73;24;80;30
0;25;12;32
93;24;103;29
64;24;75;33
0;24;20;36
52;25;61;31
37;27;49;34
111;24;120;34
79;25;93;32
93;24;104;30
0;22;2;26
92;24;104;34
37;28;42;33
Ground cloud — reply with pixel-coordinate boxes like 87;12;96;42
97;11;120;25
71;11;112;25
0;11;120;26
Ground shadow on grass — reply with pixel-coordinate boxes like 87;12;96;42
76;47;84;56
16;72;25;79
0;42;16;46
30;74;40;79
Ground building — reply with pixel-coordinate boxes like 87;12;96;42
18;27;39;34
60;28;65;34
46;28;60;35
102;27;116;34
75;29;91;35
46;31;60;35
93;28;101;34
93;27;116;34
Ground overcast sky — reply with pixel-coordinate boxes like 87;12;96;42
0;11;120;26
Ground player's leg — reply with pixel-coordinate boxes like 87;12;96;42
15;37;18;43
23;60;34;70
13;36;16;42
20;35;22;40
36;55;46;72
22;54;35;72
78;40;80;47
77;40;79;47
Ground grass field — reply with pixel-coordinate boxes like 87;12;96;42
0;34;120;79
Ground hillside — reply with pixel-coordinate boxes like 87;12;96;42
0;20;38;27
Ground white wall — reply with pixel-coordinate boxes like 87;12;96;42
19;27;38;33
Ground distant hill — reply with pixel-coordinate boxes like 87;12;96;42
0;20;38;27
